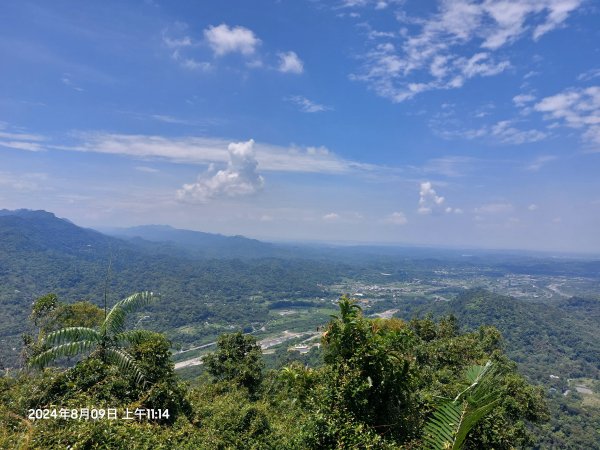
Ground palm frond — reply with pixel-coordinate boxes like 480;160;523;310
28;340;96;369
423;361;502;450
102;291;158;335
43;327;101;346
423;401;464;449
103;347;147;385
114;329;157;346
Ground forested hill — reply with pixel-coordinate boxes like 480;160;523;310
414;289;600;382
0;209;116;258
0;209;350;367
405;289;600;449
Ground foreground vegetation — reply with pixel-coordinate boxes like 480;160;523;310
0;295;548;449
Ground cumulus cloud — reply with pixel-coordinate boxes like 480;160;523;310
385;211;408;225
278;51;304;74
417;181;463;215
286;95;332;113
528;203;538;211
204;24;261;56
177;139;264;203
351;0;582;102
534;86;600;147
418;181;445;214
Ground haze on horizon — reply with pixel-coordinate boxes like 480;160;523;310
1;1;599;253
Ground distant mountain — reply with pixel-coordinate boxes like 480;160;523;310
0;209;345;368
107;224;290;259
0;209;116;258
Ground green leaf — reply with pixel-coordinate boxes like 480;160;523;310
103;291;158;335
28;340;95;369
114;329;157;345
103;347;147;385
43;327;101;346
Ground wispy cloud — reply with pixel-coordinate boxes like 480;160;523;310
286;95;332;113
534;85;600;148
423;156;475;177
54;132;383;175
577;68;600;82
323;212;341;221
526;155;558;171
162;23;211;71
0;124;46;152
384;211;408;225
134;166;160;173
437;119;547;145
0;171;48;192
61;73;84;91
350;0;582;102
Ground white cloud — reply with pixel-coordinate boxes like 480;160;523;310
204;24;261;56
162;24;212;71
385;211;408;225
0;124;46;152
58;132;381;175
351;0;582;102
528;203;538;211
490;120;547;144
438;120;547;145
278;51;304;74
526;155;558;171
0;141;45;151
513;93;536;107
323;212;341;221
418;181;446;214
286;95;332;113
423;156;474;177
179;58;211;71
577;68;600;82
177;139;264;203
0;172;47;192
61;73;84;91
534;86;600;147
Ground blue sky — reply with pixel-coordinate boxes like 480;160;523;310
1;0;599;252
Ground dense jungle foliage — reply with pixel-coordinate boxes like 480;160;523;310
0;296;548;449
